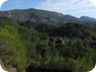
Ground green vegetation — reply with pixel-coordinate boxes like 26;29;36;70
0;17;96;72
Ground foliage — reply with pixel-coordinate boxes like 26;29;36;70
0;18;96;72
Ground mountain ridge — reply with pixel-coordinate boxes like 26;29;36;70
0;8;96;27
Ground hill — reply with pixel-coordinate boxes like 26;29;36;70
0;8;96;27
80;16;96;27
0;17;96;72
0;8;82;24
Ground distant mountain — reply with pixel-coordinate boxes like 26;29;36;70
0;8;80;24
0;8;96;27
80;16;96;27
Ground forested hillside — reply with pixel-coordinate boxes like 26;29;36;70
0;16;96;72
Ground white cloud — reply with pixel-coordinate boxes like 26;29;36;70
35;0;95;14
89;0;96;7
80;9;96;12
0;0;7;8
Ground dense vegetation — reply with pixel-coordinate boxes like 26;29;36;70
0;17;96;72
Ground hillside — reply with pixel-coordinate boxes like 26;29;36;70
0;9;79;24
80;16;96;27
0;8;96;27
0;16;96;72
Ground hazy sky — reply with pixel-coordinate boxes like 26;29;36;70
0;0;96;18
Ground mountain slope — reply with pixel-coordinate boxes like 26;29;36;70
0;8;80;24
0;8;96;27
80;16;96;27
0;17;96;72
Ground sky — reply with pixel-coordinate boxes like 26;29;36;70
0;0;96;18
